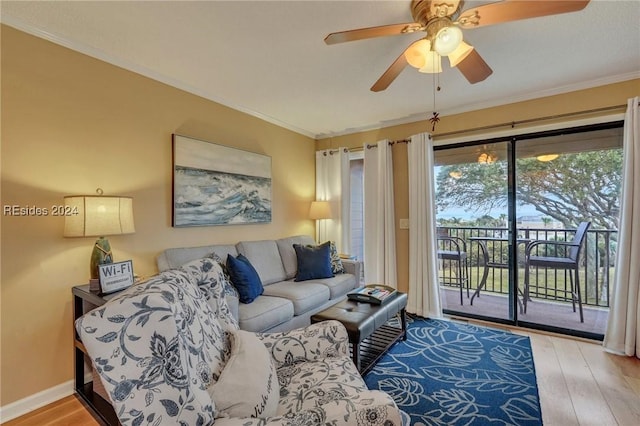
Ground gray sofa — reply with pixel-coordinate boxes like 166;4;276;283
157;235;361;333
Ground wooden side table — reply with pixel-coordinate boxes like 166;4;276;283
72;285;120;425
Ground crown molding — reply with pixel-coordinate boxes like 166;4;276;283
315;71;640;139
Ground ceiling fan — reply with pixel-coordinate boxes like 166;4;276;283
324;0;590;92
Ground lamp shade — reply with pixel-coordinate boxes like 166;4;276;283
405;39;431;69
309;201;332;220
434;25;463;56
418;51;442;74
64;195;135;237
447;41;474;67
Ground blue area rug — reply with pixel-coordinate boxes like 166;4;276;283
364;317;542;425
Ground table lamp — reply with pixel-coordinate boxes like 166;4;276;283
309;200;332;242
309;201;331;221
64;189;135;287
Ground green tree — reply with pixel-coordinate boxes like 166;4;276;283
436;150;622;230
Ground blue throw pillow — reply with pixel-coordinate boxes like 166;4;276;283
294;241;334;282
226;254;263;303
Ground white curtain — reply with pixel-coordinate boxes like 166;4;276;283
315;148;350;250
363;140;397;288
407;132;443;318
604;96;640;357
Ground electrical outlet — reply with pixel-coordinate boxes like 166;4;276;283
399;218;409;229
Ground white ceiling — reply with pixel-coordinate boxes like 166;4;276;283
2;1;639;139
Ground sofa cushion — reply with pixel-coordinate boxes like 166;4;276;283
276;235;316;279
308;274;357;300
76;269;231;424
262;281;330;315
227;254;264;304
157;244;238;271
237;240;287;285
209;330;279;418
238;296;294;332
294;242;334;282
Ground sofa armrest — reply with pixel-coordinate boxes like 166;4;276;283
213;389;404;425
341;259;362;283
257;320;349;368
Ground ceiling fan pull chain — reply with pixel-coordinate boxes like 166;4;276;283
430;71;440;132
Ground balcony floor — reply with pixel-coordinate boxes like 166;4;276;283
440;287;608;336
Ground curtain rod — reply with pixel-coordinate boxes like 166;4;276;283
366;139;410;149
323;148;349;155
344;139;410;152
326;101;635;151
434;103;628;139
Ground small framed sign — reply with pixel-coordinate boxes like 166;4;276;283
98;260;135;294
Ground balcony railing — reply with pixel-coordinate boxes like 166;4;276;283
438;226;617;308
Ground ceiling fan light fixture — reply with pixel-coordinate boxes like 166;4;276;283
405;39;431;68
434;25;463;56
478;152;497;164
536;154;559;162
447;41;474;67
418;51;442;73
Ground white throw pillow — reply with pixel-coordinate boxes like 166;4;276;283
209;329;280;418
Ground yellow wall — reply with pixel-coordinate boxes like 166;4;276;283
317;79;640;294
0;26;316;405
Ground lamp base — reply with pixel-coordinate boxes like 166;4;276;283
90;237;114;280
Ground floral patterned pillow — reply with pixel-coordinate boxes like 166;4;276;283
209;330;280;418
328;241;345;274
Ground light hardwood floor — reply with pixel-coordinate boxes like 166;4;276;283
4;329;640;426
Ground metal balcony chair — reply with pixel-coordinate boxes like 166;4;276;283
437;235;469;305
523;221;591;323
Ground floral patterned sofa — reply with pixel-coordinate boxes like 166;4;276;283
76;257;404;425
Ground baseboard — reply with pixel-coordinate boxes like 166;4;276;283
0;380;74;423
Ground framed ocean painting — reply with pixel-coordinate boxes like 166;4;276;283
172;134;272;227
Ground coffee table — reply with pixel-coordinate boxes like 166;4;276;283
311;291;407;374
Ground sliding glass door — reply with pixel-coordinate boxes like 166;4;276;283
434;141;513;322
434;122;623;339
514;125;623;336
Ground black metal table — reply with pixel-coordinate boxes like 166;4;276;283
469;237;530;312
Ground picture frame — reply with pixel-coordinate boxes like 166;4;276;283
98;260;135;294
172;134;272;227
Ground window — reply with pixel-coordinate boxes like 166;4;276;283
349;152;364;262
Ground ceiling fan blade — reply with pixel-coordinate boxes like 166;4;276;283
324;22;422;45
457;0;590;28
371;50;409;92
455;50;493;84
